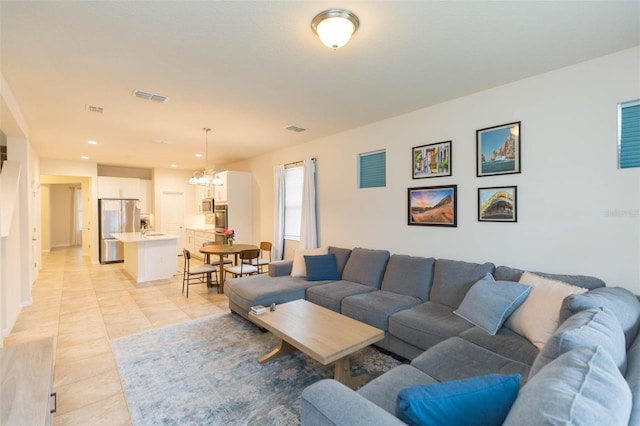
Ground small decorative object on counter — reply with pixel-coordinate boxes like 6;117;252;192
222;228;236;246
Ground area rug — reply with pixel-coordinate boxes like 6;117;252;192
111;312;402;425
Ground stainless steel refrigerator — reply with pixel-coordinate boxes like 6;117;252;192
99;198;140;264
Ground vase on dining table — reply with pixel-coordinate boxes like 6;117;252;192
228;240;233;247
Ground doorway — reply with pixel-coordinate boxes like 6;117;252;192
160;191;185;255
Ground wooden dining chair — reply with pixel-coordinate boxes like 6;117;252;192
201;241;233;267
182;249;218;297
224;248;260;280
243;241;272;274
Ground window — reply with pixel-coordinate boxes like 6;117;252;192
359;150;386;188
618;100;640;169
284;165;303;240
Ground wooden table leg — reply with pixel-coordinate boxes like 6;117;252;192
334;357;370;389
218;254;226;293
257;339;298;364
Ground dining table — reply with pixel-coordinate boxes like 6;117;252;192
199;243;259;293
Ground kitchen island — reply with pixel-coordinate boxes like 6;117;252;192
111;232;179;283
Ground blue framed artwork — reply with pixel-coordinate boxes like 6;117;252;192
476;122;521;177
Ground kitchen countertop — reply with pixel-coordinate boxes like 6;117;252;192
110;232;179;242
186;227;218;232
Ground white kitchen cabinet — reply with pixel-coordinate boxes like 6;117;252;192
138;179;152;213
185;229;217;260
98;176;141;199
194;185;213;212
213;172;228;202
219;171;252;244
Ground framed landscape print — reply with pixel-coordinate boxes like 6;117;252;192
408;185;457;227
476;121;521;177
413;141;452;179
478;186;517;222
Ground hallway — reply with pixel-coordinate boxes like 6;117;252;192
4;247;229;425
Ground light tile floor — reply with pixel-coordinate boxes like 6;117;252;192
3;246;230;425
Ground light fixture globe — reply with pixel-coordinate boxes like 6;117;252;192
311;9;359;50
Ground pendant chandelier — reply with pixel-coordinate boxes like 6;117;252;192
188;127;223;186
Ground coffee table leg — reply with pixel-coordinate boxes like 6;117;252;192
334;357;370;389
258;339;298;364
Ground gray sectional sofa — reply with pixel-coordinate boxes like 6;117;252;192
224;246;640;425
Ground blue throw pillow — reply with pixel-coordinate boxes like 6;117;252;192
454;273;531;335
397;374;521;426
304;253;339;281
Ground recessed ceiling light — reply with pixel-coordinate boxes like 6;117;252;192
81;155;89;160
171;164;177;168
88;140;97;145
195;153;203;158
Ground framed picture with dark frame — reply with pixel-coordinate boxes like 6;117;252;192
408;185;457;227
476;121;521;177
478;186;518;222
412;140;452;179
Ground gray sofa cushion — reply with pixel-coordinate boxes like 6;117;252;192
380;255;435;301
429;259;495;308
341;247;390;288
560;286;640;349
342;291;422;331
328;246;352;277
358;364;438;416
410;337;531;385
301;379;407;426
306;280;375;312
494;265;605;290
224;274;324;315
529;307;627;378
504;346;632;426
454;273;531;335
458;327;539;366
388;302;474;351
625;335;640;426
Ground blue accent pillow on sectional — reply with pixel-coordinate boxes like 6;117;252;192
454;273;532;335
304;253;339;281
396;374;521;426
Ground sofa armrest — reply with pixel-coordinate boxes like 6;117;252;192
269;260;293;277
301;379;406;426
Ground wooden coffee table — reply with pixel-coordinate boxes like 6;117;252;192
248;299;384;389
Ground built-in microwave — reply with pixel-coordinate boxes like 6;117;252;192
202;198;214;213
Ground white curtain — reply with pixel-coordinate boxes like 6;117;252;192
299;157;318;250
273;164;286;260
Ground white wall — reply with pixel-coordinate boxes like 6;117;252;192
235;47;640;293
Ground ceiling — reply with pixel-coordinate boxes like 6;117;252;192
1;1;639;171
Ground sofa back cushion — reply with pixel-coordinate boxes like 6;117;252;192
429;259;495;308
560;286;640;349
624;335;640;426
529;307;627;378
494;265;605;290
503;346;632;426
328;246;352;278
381;255;435;301
341;247;390;288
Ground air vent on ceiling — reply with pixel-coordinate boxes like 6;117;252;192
132;89;169;103
286;125;306;133
86;104;104;113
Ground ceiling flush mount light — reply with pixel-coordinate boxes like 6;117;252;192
311;9;359;50
188;128;223;186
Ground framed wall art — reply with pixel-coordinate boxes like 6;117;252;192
476;121;521;177
408;185;457;227
413;141;452;179
478;186;517;222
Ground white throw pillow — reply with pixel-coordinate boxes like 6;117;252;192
504;271;587;349
291;247;328;277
